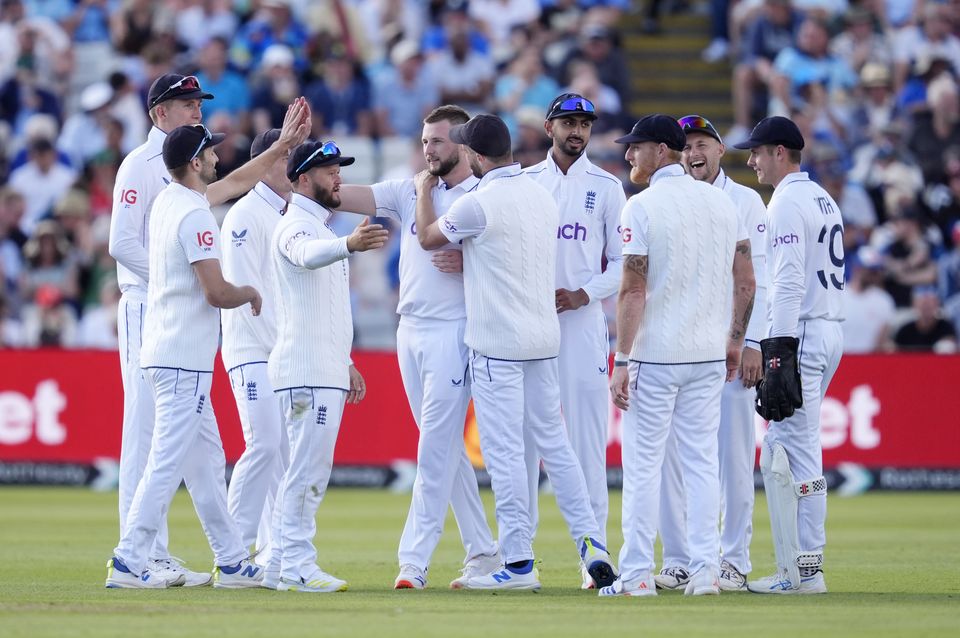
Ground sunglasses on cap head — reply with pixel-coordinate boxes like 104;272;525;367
151;75;201;107
294;141;342;174
548;96;596;118
189;124;214;162
678;114;717;134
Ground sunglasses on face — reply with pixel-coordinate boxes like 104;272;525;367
678;115;717;134
188;124;213;163
151;75;200;107
550;97;596;118
294;141;341;175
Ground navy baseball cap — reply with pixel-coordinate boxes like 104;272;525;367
450;114;512;157
733;116;805;150
678;114;722;144
251;128;281;159
162;124;225;169
148;74;214;108
287;140;355;181
615;114;686;151
546;93;598;121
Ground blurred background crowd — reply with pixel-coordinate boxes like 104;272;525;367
0;0;957;355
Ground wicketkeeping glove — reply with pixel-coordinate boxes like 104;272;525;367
755;337;803;422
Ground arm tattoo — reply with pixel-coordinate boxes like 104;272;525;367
736;240;751;258
624;254;648;280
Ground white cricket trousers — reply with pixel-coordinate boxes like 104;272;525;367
396;317;497;570
658;378;756;574
272;387;345;582
470;352;601;564
226;362;286;556
619;360;724;583
524;306;611;546
114;368;247;575
763;319;843;554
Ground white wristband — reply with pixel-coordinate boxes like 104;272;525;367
614;352;629;363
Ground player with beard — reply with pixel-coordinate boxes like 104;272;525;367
264;140;388;592
522;93;626;588
337;105;501;589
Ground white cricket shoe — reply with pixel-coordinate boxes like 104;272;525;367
450;550;502;589
654;566;690;590
747;569;827;594
149;557;212;587
212;558;264;589
580;537;617;589
598;574;656;597
719;559;747;591
462;565;541;591
105;557;174;589
684;568;720;596
260;568;281;590
394;564;427;590
277;567;348;593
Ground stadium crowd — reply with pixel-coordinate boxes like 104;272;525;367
0;0;957;354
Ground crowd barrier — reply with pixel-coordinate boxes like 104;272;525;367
1;350;958;491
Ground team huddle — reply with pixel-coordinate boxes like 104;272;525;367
103;73;845;596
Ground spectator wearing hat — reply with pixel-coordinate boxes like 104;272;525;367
22;282;76;347
893;2;960;92
230;0;308;73
829;7;891;75
8;137;76;234
252;44;302;133
20;219;78;309
57;81;113;169
892;286;958;352
843;247;896;353
848;62;899;147
374;40;438;138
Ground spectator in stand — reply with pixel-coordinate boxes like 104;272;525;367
230;0;308;72
939;221;960;332
174;0;238;54
815;146;877;242
8;137;76;234
512;104;550;167
702;0;732;63
728;0;802;144
77;274;119;349
362;0;431;61
57;81;113;169
251;43;302;133
20;219;78;309
110;0;172;60
22;282;76;347
0;292;23;347
0;55;62;136
882;207;939;307
0;187;26;306
196;36;251;127
306;51;373;136
892;285;958;352
81;149;119;218
850;122;924;211
848;62;900;149
59;0;115;92
495;44;559;135
468;0;540;54
843;247;896;353
107;71;146;154
829;6;891;75
558;23;629;106
893;2;960;92
206;111;248;181
908;72;960;185
304;0;373;64
0;0;27;84
426;18;494;114
373;39;438;138
923;148;960;244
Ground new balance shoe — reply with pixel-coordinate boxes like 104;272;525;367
719;559;747;591
683;568;720;596
747;568;827;594
450;549;502;589
394;564;427;590
580;537;617;589
149;557;212;587
654;565;690;590
105;556;171;589
598;574;656;597
213;558;263;589
463;564;541;591
277;567;348;593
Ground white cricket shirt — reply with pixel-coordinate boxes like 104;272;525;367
220;182;286;371
371;174;479;321
524;151;626;307
765;172;845;338
140;182;222;372
108;127;171;294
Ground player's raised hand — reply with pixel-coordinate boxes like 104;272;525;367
278;97;312;149
247;286;262;316
347;365;366;404
431;249;463;273
414;169;438;195
609;366;630;410
739;346;762;388
346;217;389;253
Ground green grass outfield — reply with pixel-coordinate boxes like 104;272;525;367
0;488;957;637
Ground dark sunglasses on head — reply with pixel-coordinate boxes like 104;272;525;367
549;97;596;118
188;124;214;162
294;141;341;174
151;75;201;107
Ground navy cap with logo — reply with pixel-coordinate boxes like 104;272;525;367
678;114;722;144
615;114;686;151
162;124;225;170
251;128;281;159
546;93;598;121
449;114;512;157
287;139;355;182
732;116;805;150
148;74;214;109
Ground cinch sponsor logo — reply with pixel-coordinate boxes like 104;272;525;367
558;222;587;241
284;230;310;252
0;380;67;446
757;223;766;233
773;233;799;247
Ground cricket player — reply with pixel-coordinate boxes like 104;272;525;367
415;114;616;591
108;73;309;585
654;114;769;592
263;140;389;593
606;115;755;597
522;93;625;588
221;129;290;564
734;116;844;595
107;124;265;589
337;105;500;590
